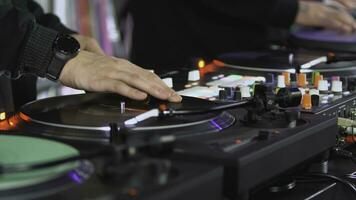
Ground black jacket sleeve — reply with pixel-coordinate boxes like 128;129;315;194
0;3;58;78
27;0;77;35
197;0;299;28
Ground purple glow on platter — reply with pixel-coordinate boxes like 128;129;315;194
210;119;223;131
69;171;83;184
294;29;356;43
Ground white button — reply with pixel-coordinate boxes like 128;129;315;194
188;70;200;81
318;80;329;92
162;77;173;88
212;76;219;80
331;80;342;93
343;91;351;95
277;75;286;88
240;86;251;98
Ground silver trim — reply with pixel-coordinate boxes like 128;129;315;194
20;115;111;131
223;63;356;73
21;111;235;132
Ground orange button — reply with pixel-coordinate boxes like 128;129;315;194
302;91;312;109
297;73;307;88
282;72;290;86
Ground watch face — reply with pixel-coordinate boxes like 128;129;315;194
55;35;80;55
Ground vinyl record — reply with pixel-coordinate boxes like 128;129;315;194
217;50;356;78
16;93;235;142
0;135;92;199
291;27;356;53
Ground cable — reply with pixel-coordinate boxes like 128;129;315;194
296;173;356;196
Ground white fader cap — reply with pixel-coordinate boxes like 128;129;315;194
331;80;342;93
318;80;329;92
277;75;286;88
240;86;251;98
188;70;200;81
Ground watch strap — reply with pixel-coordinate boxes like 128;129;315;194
46;34;80;81
46;55;66;81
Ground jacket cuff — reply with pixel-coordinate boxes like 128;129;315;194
18;24;58;77
37;14;77;35
269;0;299;28
54;22;77;35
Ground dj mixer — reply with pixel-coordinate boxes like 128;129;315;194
1;49;356;200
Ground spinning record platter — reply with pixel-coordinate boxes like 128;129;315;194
217;49;356;78
14;93;235;142
0;135;93;199
291;27;356;53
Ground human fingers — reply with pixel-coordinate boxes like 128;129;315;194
335;0;356;9
72;34;105;55
111;58;182;102
108;70;172;99
90;79;148;100
295;2;356;33
324;15;354;33
145;72;182;102
127;66;182;102
84;37;105;55
59;51;181;102
332;10;356;31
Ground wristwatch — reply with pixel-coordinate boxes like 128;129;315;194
46;34;80;81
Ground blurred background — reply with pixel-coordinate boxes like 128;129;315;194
34;0;126;99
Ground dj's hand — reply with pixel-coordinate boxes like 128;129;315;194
334;0;356;10
296;1;356;34
72;34;105;56
59;50;182;102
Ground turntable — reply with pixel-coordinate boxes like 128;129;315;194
0;83;344;200
290;27;356;53
0;135;93;200
216;49;356;78
0;133;224;200
11;93;235;142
